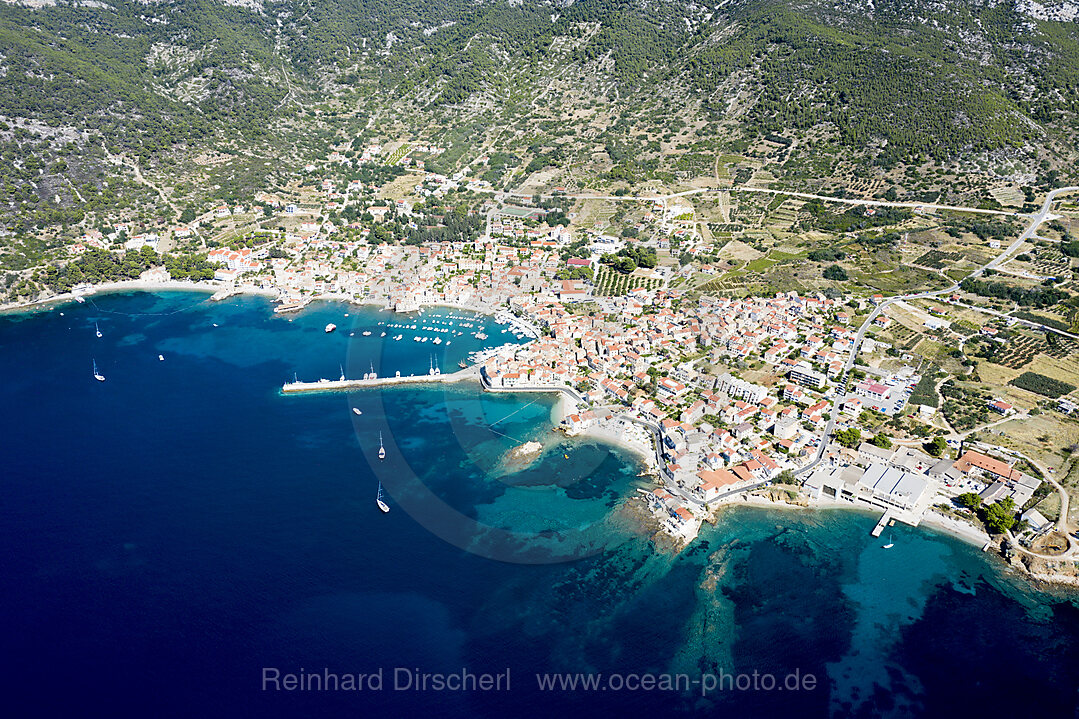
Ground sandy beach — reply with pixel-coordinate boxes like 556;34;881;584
576;421;658;470
919;511;993;549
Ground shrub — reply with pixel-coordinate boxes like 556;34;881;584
823;264;849;281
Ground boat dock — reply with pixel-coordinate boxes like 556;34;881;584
871;510;893;537
281;365;479;394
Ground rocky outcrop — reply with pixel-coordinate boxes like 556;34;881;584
1005;545;1079;587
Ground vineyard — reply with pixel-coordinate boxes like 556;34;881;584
989;332;1079;368
385;143;412;165
593;267;663;296
1029;246;1070;277
990;334;1047;369
887;324;923;352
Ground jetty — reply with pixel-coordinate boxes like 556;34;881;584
209;287;242;302
281;365;479;394
871;509;893;538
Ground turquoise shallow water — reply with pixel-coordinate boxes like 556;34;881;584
1;291;1077;718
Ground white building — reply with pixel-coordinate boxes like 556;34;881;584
715;373;768;404
856;463;928;511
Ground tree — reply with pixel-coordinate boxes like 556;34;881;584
983;497;1017;534
870;433;892;449
835;427;861;448
955;492;982;511
924;436;947;457
774;469;798;485
179;207;197;223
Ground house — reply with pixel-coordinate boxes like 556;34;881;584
953;450;1023;483
656;377;688;399
987;399;1013;415
857;442;893;467
732;422;754;440
697;468;739;501
854;381;890;403
841;397;863;415
1021;509;1053;535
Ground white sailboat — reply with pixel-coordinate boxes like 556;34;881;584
95;322;102;338
92;359;105;382
378;431;386;460
882;534;894;549
376;482;390;513
339;364;346;381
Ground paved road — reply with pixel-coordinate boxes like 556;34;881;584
978;186;1079;275
477;185;1024;217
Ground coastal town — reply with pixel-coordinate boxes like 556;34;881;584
8;139;1079;587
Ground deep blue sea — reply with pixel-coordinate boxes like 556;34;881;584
2;291;1078;718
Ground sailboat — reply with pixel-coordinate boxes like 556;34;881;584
352;407;363;416
882;534;895;549
92;359;105;382
378;431;386;460
95;322;102;338
339;364;346;382
376;482;390;513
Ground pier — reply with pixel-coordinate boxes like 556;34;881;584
281;365;479;394
871;510;893;537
